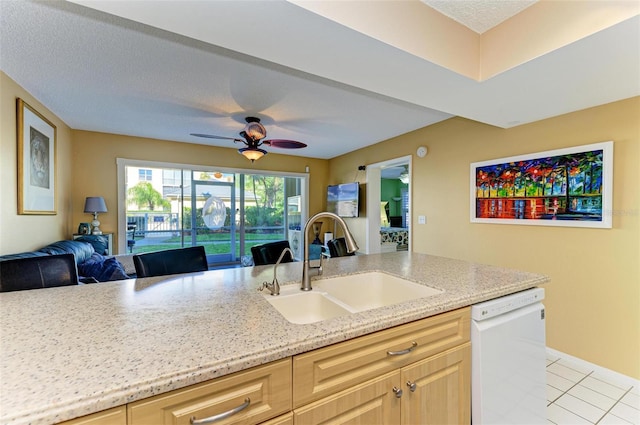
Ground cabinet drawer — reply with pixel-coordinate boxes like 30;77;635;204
128;358;291;425
293;371;400;425
260;412;293;425
293;307;469;407
57;406;126;425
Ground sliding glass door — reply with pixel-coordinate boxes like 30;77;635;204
121;161;306;267
190;171;238;265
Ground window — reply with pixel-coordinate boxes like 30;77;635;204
118;159;308;266
162;169;182;187
138;169;152;181
401;188;409;228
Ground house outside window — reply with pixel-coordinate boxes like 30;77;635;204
138;169;152;181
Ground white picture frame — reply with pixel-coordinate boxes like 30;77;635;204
470;141;613;228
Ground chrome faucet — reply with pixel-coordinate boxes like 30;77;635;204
258;247;294;296
301;212;359;291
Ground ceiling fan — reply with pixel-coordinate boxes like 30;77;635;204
191;117;307;162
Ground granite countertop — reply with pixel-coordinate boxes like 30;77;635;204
0;252;549;425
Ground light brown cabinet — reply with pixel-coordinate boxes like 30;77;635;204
58;406;126;425
292;307;470;424
400;343;470;424
127;358;291;425
260;412;294;425
293;372;400;424
57;308;470;425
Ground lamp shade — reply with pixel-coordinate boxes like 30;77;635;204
84;197;107;213
239;147;267;162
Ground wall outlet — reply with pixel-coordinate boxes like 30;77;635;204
418;215;426;224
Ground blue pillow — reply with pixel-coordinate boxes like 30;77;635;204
77;253;130;282
101;257;130;281
74;235;109;255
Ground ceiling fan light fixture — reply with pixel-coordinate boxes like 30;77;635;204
243;121;267;141
239;147;267;162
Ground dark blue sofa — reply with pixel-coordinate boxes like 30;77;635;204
0;238;131;282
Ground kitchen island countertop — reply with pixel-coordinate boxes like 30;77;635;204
0;251;549;425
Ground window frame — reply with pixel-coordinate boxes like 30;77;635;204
116;158;309;255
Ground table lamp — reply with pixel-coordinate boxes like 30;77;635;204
84;197;107;235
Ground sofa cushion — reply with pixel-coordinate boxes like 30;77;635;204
0;251;49;262
77;253;130;282
110;254;136;276
37;240;95;264
73;235;109;256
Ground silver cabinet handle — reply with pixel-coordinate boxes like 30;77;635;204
190;398;251;424
407;381;417;392
392;387;403;398
387;341;418;356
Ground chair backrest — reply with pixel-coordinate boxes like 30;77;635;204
327;238;355;258
133;246;208;278
0;254;79;292
250;240;293;266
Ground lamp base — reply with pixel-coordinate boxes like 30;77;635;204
91;216;102;235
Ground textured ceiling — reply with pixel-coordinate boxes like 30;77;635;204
1;1;638;161
422;0;538;33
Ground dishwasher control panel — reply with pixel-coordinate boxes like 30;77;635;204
471;287;545;321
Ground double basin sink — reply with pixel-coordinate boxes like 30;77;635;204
263;271;443;324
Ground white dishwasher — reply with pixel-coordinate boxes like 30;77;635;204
471;287;546;424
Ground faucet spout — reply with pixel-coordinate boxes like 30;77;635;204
301;212;358;291
258;247;294;296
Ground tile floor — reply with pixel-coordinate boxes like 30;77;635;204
547;352;640;424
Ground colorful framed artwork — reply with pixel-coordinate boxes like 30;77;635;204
17;98;57;215
470;141;613;228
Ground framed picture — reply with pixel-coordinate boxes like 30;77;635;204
17;98;57;214
78;223;91;235
470;141;613;228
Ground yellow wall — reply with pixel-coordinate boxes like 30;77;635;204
1;72;329;255
3;70;638;379
329;97;640;379
71;131;329;249
0;72;74;254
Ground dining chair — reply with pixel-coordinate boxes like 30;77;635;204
0;254;80;292
327;238;356;258
133;246;208;278
251;240;293;266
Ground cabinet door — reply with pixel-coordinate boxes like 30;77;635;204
128;358;291;425
57;406;126;425
400;343;470;425
294;372;400;425
294;307;469;407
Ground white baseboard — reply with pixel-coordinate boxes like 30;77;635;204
547;347;640;390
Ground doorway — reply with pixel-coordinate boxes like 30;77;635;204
365;156;412;254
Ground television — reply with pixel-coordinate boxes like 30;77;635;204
327;182;359;217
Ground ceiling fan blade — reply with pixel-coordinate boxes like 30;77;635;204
190;133;243;142
263;139;307;149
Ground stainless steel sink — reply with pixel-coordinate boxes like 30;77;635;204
263;271;443;324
